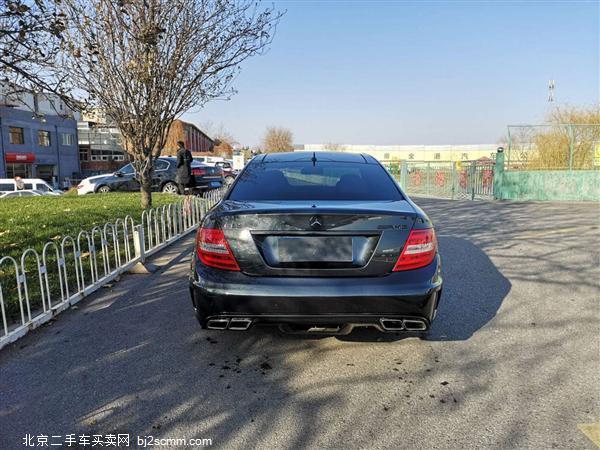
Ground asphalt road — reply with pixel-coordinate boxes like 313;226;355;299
1;198;599;449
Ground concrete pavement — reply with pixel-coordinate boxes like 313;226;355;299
1;198;599;449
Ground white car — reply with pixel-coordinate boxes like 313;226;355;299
0;189;44;198
0;178;61;195
76;174;111;195
193;156;225;164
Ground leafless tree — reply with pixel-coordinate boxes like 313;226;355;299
201;120;238;157
0;0;69;105
324;142;344;151
56;0;281;207
262;126;293;153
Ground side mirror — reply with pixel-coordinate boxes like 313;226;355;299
114;171;123;177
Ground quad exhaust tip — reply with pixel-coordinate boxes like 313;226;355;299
403;319;427;331
229;318;253;331
380;318;405;331
207;318;253;331
379;318;428;332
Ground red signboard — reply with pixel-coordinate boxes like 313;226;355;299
5;153;35;163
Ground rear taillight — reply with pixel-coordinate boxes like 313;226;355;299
393;228;437;271
192;168;206;176
196;228;240;271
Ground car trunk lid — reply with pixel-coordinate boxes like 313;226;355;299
210;200;417;277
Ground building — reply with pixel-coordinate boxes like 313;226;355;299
297;144;499;162
77;116;214;175
0;88;80;184
163;119;215;156
78;110;128;175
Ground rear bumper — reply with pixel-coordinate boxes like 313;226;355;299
193;177;223;190
190;255;442;331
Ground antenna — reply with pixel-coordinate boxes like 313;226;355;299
548;79;555;102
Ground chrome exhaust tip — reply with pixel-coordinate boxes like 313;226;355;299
380;318;404;331
403;319;427;331
206;318;229;330
228;318;253;331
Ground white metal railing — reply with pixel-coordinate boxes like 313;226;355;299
0;189;226;350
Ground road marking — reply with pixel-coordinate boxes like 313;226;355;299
578;423;600;448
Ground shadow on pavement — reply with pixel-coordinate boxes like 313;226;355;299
1;199;598;449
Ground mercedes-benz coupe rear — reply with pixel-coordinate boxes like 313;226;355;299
189;152;442;335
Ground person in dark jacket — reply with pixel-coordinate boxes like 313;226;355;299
175;141;193;194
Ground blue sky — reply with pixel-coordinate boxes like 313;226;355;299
184;0;599;147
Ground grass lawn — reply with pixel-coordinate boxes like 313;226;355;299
0;192;185;325
0;192;179;259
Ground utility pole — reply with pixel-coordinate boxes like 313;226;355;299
548;79;555;102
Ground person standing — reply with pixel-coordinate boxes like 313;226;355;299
175;140;193;194
14;176;24;191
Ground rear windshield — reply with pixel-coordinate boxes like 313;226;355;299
229;161;403;201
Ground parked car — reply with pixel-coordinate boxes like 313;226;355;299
76;174;113;195
189;151;443;336
0;189;45;198
91;157;224;194
214;161;240;185
193;156;225;164
0;178;61;195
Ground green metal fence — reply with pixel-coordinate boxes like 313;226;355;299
506;124;600;171
382;160;495;200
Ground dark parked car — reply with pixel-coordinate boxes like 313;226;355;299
189;151;442;335
214;161;240;185
94;157;223;194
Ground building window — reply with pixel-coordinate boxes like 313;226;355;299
9;127;24;144
461;153;469;160
6;163;32;178
408;153;414;160
434;153;441;160
79;145;90;161
38;130;51;147
89;148;125;161
61;133;74;146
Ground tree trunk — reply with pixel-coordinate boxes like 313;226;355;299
140;169;153;209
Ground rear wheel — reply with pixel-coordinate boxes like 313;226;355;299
162;181;179;194
97;185;110;193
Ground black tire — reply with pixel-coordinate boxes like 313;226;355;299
97;185;110;193
162;181;179;194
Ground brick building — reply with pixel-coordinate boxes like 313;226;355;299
163;119;215;156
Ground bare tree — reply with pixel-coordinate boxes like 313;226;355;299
0;0;69;105
262;126;293;153
56;0;281;207
201;120;238;157
501;105;600;170
324;142;344;151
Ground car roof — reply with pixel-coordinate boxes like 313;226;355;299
258;151;377;164
0;178;49;183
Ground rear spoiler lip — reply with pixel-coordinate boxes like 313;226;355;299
211;201;419;218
